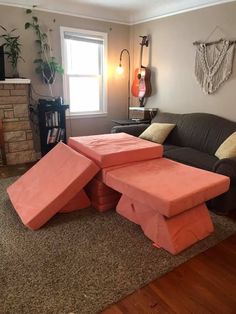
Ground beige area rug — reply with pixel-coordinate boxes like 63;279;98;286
1;177;236;314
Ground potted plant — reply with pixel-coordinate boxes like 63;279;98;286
0;26;24;78
25;8;63;85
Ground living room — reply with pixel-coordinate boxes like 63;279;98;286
0;0;236;313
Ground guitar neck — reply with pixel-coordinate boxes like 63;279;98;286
139;45;144;69
139;36;148;69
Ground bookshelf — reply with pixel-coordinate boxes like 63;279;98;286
38;99;69;156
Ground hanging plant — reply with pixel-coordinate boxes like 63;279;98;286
25;8;64;85
0;26;24;78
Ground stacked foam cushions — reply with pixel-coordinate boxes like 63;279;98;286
85;177;121;212
68;133;163;212
7;143;99;230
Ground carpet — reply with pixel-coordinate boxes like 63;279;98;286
1;177;236;314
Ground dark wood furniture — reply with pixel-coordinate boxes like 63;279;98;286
38;101;69;156
112;119;150;126
129;107;158;121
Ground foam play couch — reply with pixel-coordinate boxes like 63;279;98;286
111;112;236;214
7;134;230;254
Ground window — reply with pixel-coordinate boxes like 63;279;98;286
60;27;107;117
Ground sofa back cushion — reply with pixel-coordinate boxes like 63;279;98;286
152;112;236;155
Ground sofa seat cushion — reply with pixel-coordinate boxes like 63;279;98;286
163;144;180;152
164;147;218;172
153;112;236;155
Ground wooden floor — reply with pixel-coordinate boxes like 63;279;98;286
102;234;236;314
1;164;236;314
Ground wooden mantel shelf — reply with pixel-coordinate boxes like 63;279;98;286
1;78;31;84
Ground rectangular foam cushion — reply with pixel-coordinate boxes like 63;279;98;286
68;133;163;168
103;158;230;217
7;142;99;230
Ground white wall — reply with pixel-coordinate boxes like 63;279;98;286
131;1;236;121
0;5;130;137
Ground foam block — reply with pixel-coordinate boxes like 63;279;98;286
117;195;214;255
85;178;117;197
59;190;91;213
85;178;121;212
7;143;99;230
91;200;119;212
103;158;230;217
68;133;163;168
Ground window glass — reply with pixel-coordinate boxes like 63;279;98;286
65;40;100;75
69;76;100;112
61;27;107;116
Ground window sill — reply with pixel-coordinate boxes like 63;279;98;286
66;112;108;119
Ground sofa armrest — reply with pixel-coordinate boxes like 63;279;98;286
111;124;150;137
213;157;236;182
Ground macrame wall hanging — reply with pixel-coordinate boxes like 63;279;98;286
193;27;236;94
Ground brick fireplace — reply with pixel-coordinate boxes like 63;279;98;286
0;79;38;165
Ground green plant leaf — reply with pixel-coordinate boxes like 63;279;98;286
25;22;31;29
0;25;7;31
42;33;47;39
35;66;42;74
32;16;38;23
34;58;43;63
43;43;50;51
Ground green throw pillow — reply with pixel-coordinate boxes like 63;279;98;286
139;123;176;144
215;131;236;159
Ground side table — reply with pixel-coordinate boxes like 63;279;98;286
112;119;150;126
129;107;158;121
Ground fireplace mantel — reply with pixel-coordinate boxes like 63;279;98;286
1;78;31;84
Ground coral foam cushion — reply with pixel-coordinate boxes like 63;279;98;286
117;195;214;254
103;158;230;217
59;189;91;213
7;142;99;230
68;133;163;168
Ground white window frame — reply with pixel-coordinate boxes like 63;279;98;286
60;26;108;118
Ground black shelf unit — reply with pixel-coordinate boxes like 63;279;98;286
38;99;69;156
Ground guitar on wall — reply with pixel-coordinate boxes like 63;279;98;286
131;35;152;106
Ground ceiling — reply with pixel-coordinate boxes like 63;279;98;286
0;0;235;24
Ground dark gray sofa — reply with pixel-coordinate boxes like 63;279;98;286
111;112;236;214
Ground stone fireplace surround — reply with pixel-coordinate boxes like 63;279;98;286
0;79;38;165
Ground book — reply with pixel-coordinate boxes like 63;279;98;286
50;128;59;143
56;128;61;142
60;129;65;142
47;129;52;144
